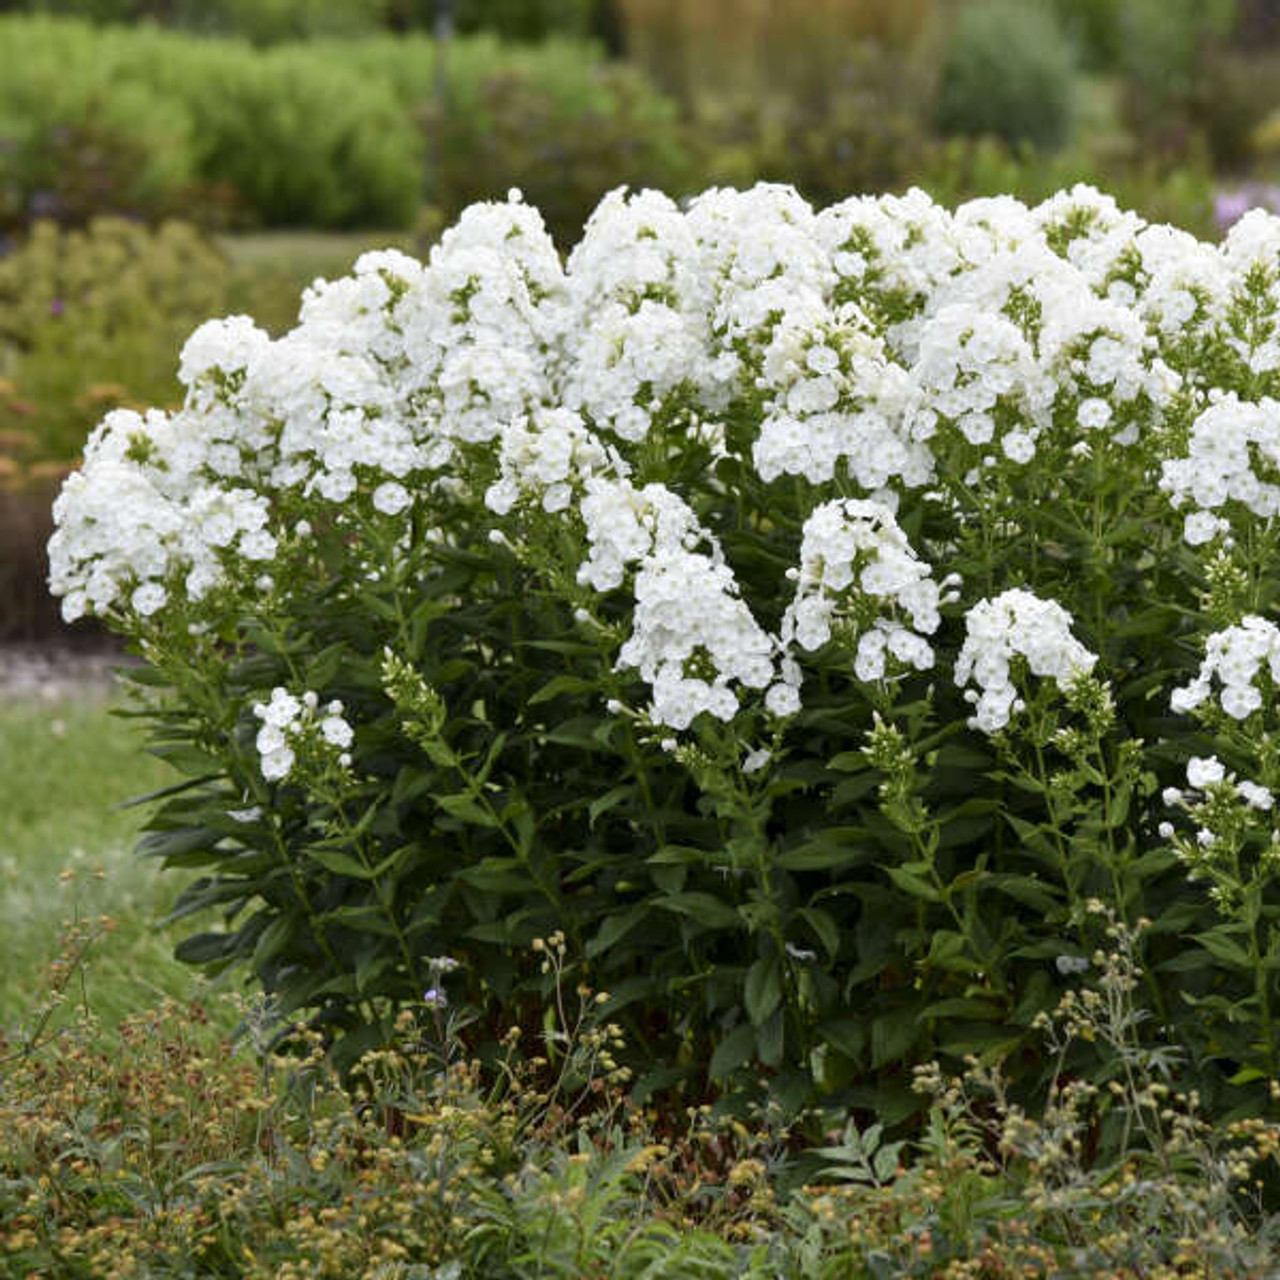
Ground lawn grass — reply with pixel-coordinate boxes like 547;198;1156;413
220;228;420;334
0;688;233;1032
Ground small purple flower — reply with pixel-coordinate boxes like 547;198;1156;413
423;988;448;1009
1214;183;1280;235
50;298;64;317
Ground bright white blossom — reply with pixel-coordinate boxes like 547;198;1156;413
955;590;1097;733
781;498;940;682
1171;616;1280;720
252;687;353;783
1186;756;1226;789
47;182;1280;744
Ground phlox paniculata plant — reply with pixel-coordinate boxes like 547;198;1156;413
46;183;1280;1130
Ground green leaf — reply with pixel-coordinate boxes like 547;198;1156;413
871;1008;920;1069
252;916;294;971
988;873;1062;914
745;955;783;1026
589;785;635;827
757;1009;785;1067
1230;1067;1269;1085
436;793;497;827
778;828;873;871
145;742;225;778
528;674;596;705
587;905;652;958
174;931;240;966
709;1023;756;1079
137;826;222;861
656;892;739;931
882;863;940;902
921;997;1004;1020
306;849;374;879
795;906;840;961
1194;929;1254;970
455;858;532;894
818;1018;865;1063
117;775;220;810
827;751;870;773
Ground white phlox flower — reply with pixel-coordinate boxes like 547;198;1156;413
1170;615;1280;720
781;498;940;683
252;687;354;783
909;302;1052;462
485;408;628;517
1160;396;1280;544
954;589;1097;733
752;311;930;489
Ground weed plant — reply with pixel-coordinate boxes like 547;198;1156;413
2;921;1278;1277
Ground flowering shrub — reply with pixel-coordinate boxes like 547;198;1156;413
46;181;1280;1126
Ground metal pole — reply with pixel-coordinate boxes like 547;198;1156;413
427;0;455;221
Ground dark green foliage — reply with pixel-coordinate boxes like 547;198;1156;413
933;0;1077;152
129;285;1280;1137
451;0;595;42
421;58;694;246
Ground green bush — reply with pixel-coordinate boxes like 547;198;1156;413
420;55;694;245
933;0;1077;152
1047;0;1125;70
316;32;690;239
0;17;198;231
696;57;931;211
4;923;1280;1275
1186;49;1280;171
451;0;594;41
0;16;424;229
10;0;594;41
0;218;228;466
44;183;1280;1148
915;135;1217;240
8;0;386;40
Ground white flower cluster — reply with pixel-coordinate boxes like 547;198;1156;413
48;181;1280;739
1171;615;1280;720
485;408;627;517
575;476;794;728
253;687;354;782
48;407;277;622
752;311;928;489
955;589;1097;733
910;303;1051;465
1161;755;1273;857
781;498;941;681
1160;395;1280;545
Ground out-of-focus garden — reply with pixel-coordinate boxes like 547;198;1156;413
4;0;1280;641
13;7;1280;1276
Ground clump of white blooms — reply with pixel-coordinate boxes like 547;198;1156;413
253;687;353;782
46;181;1280;748
485;408;627;517
954;590;1098;733
1160;395;1280;544
910;303;1051;464
781;498;940;681
1171;615;1280;720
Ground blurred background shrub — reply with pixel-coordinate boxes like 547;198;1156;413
2;5;1267;242
7;0;1280;637
419;53;693;246
0;218;226;468
932;0;1076;151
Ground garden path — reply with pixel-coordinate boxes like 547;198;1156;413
0;642;130;700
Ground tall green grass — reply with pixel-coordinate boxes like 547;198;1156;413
0;688;231;1030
